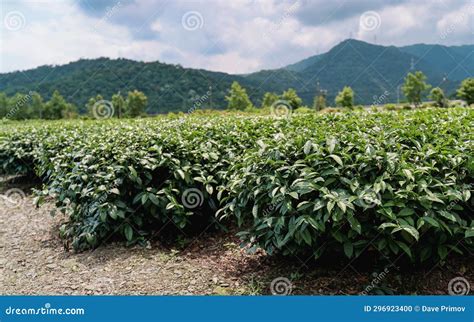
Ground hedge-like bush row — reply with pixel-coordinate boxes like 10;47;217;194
1;117;281;249
218;109;474;261
0;108;472;262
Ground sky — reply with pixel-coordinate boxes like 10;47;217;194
1;0;473;74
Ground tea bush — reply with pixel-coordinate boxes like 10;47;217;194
1;117;281;249
217;108;474;262
1;108;472;262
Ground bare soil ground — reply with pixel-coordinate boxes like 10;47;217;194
1;177;472;295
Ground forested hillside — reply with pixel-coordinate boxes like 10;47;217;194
1;40;472;113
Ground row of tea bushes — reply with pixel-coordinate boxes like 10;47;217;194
218;109;473;261
1;109;472;262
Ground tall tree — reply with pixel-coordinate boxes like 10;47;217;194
281;88;303;110
44;90;74;119
225;81;253;111
335;86;354;108
6;93;30;120
126;90;148;117
430;87;447;107
313;94;326;111
86;94;104;118
28;92;45;118
0;93;7;118
62;103;78;119
261;92;279;108
457;78;474;105
402;71;431;107
112;92;127;118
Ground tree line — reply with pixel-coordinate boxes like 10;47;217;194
1;74;473;120
226;74;474;110
0;89;148;120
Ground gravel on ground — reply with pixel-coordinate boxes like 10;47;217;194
1;177;471;295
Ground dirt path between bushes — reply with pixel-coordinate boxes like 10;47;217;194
0;177;472;295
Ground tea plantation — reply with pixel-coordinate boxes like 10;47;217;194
0;108;472;263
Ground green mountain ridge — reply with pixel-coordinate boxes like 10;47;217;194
0;57;266;114
398;43;474;81
1;39;472;113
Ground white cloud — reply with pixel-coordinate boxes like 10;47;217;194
0;0;472;74
150;20;163;33
436;2;474;42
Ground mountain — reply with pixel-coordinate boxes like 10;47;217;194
221;39;472;106
1;39;472;112
398;44;474;81
0;58;266;114
284;53;325;72
246;39;471;105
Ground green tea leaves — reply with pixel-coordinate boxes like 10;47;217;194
0;108;471;262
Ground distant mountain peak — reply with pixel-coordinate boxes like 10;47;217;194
1;40;472;112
